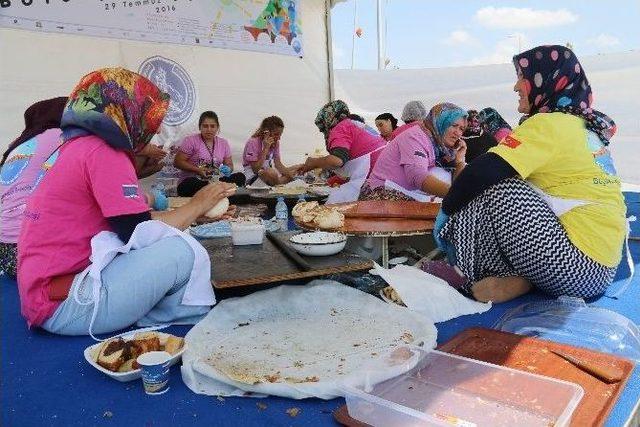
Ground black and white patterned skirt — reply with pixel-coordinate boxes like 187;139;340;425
439;178;616;298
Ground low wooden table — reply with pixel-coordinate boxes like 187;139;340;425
296;201;438;268
202;231;373;290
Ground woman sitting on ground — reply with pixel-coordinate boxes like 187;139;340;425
0;97;67;278
360;103;467;201
478;107;512;142
17;68;236;335
435;45;625;303
298;100;386;203
462;109;498;163
242;116;297;186
174;111;245;196
375;113;398;141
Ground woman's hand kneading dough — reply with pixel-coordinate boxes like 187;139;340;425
193;182;237;219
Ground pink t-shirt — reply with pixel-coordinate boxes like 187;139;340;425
390;121;420;141
242;137;281;169
177;133;232;181
366;125;436;191
328;119;386;169
0;128;62;244
17;135;149;327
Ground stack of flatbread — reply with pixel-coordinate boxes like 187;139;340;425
291;201;347;230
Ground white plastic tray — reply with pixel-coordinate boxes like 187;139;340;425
83;329;185;382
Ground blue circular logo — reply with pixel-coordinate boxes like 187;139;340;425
139;56;196;126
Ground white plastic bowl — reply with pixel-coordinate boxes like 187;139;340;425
288;232;347;256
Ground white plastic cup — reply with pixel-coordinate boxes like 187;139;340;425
137;351;171;395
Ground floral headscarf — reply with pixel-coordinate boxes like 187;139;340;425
314;100;350;142
513;45;615;145
421;102;467;168
478;107;512;137
61;67;170;152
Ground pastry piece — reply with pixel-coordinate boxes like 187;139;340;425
132;332;161;353
96;338;128;371
314;209;344;230
163;335;184;355
292;201;318;218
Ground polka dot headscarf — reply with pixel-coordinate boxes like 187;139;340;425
513;45;616;145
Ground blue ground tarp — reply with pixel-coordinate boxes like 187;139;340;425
2;192;639;426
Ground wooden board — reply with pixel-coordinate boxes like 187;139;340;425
334;327;634;427
297;201;437;237
203;231;373;289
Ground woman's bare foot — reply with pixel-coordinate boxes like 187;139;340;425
471;276;532;303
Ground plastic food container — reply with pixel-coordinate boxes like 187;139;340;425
494;296;640;362
343;347;583;427
230;220;265;245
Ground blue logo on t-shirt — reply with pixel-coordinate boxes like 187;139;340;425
0;138;37;185
139;56;196;127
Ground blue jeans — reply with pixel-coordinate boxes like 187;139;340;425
42;236;210;336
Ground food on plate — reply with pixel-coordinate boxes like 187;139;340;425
270;186;307;195
205;197;229;218
382;286;406;306
314;209;344;230
291;201;345;230
292;201;318;217
94;332;184;372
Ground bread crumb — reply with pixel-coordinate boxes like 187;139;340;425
103;411;113;418
256;402;267;411
286;407;301;417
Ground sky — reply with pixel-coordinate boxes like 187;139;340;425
330;0;640;70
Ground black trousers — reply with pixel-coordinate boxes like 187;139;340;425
177;173;246;197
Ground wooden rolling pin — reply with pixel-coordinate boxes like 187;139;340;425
265;231;313;272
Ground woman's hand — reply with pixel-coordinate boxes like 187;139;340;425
454;139;467;166
140;144;167;162
197;165;212;179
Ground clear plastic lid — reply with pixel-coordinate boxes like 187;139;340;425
342;346;584;427
494;296;640;362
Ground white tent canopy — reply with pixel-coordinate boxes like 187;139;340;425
334;50;640;184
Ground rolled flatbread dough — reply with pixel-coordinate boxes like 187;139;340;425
205;197;229;218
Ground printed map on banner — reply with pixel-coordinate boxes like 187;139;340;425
0;0;303;57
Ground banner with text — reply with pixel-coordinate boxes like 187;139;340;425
0;0;303;57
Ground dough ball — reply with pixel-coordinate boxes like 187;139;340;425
205;197;229;218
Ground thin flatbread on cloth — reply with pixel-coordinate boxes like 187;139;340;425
181;281;437;399
374;264;491;323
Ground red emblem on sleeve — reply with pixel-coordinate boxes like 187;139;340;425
500;135;522;149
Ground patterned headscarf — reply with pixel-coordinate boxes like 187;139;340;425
421;102;467;168
463;110;482;137
478;107;512;137
513;45;616;145
61;67;170;152
314;100;350;141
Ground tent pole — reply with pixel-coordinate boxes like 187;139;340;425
325;0;335;101
376;0;384;70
